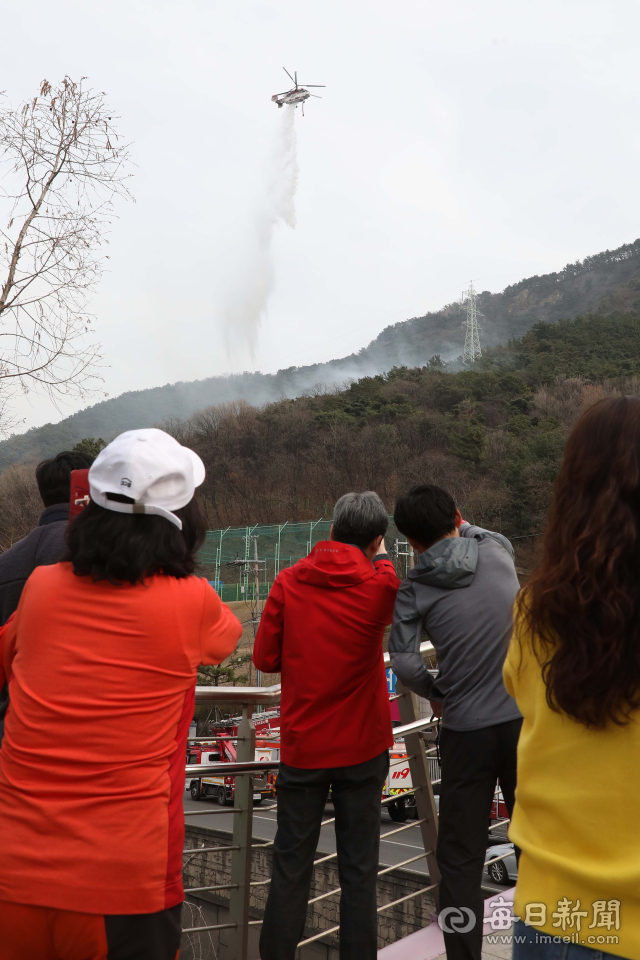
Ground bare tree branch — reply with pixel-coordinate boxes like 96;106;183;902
0;76;133;432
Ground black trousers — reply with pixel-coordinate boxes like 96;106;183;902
437;718;522;960
259;750;389;960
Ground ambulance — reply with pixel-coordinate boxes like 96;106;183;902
383;744;416;822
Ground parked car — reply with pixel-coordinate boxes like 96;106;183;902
485;842;517;884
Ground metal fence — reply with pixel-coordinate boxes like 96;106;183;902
182;643;512;958
197;519;415;602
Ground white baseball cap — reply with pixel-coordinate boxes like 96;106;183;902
88;428;205;530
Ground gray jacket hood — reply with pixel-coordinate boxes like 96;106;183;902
389;522;521;732
409;528;515;590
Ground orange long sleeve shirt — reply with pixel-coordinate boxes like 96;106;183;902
0;563;241;916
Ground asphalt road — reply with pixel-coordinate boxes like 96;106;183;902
183;790;506;891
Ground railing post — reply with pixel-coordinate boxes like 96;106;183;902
396;680;441;909
228;703;256;960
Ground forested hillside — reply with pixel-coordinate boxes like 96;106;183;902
2;312;639;559
1;239;639;468
167;313;640;542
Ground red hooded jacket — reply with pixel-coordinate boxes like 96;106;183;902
253;541;400;768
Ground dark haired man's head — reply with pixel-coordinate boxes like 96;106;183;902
36;451;95;508
394;484;459;551
331;491;388;555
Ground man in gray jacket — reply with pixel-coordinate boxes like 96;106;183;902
389;483;521;960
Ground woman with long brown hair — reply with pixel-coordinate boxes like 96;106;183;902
504;396;640;960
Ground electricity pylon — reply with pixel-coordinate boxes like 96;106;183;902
461;281;482;364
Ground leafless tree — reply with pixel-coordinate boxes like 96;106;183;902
0;77;132;431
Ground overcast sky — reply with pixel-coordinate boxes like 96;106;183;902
3;0;640;430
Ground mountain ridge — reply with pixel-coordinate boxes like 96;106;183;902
1;237;639;467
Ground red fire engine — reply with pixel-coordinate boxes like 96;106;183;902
187;726;280;805
187;739;275;804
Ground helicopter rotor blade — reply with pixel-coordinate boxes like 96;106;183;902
283;67;296;84
298;84;325;88
309;94;322;99
295;71;297;87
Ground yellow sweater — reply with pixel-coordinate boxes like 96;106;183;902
504;617;640;960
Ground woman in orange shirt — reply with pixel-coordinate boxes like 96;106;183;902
0;428;242;960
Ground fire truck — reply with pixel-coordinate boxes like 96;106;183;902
187;737;277;805
383;743;508;824
383;744;416;822
490;790;508;820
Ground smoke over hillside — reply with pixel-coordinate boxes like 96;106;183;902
1;237;639;468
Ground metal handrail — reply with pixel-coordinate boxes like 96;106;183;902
231;792;427;898
393;716;439;739
188;735;247;742
384;639;434;665
378;883;439;914
296;882;439;948
185;760;279;777
184;844;239;855
182;921;237;934
183;663;442;956
190;641;434;708
184;807;243;817
377;852;428;876
488;818;510;831
485;850;514;868
195;683;281;705
307;847;434;907
185;882;238;894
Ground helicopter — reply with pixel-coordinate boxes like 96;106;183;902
271;68;325;116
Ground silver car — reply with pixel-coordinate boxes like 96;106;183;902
485;842;518;884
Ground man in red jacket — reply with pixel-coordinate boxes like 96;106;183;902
253;491;400;960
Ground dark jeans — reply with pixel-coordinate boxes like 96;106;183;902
259;750;390;960
437;718;522;960
512;920;629;960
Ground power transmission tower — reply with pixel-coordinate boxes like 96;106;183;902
461;281;483;364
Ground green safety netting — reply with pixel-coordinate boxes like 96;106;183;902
198;519;411;602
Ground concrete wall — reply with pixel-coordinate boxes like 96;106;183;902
181;823;436;960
